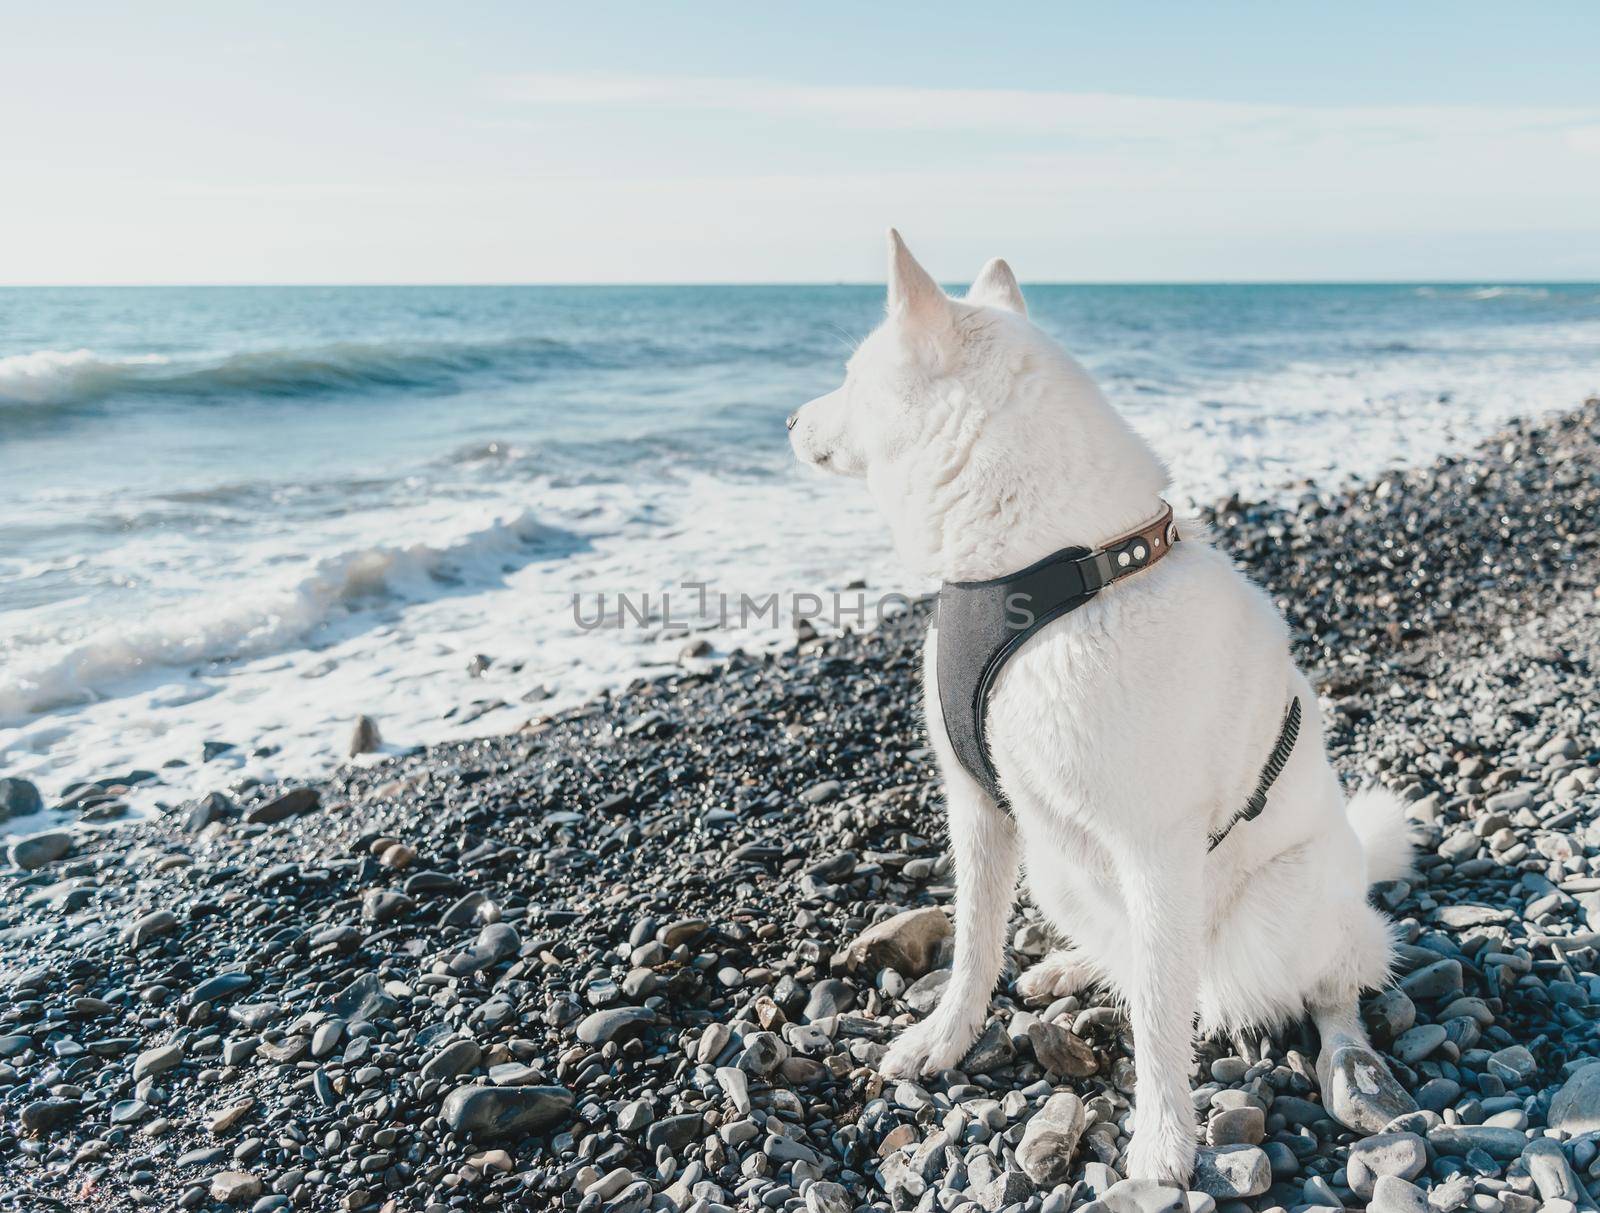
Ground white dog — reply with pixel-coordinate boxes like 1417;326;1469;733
788;231;1416;1185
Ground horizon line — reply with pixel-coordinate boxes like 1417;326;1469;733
2;278;1598;289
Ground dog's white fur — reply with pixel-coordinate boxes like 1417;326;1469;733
789;232;1414;1185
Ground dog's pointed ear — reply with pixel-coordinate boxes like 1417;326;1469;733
886;229;950;331
968;258;1026;315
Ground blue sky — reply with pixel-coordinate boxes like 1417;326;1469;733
4;2;1598;283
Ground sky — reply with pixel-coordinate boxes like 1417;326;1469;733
3;2;1599;284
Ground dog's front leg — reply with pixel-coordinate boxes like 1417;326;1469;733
879;772;1018;1079
1119;845;1202;1186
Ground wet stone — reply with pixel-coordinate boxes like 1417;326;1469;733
575;1006;654;1045
439;1084;574;1139
330;973;398;1024
420;1038;481;1082
191;972;253;1003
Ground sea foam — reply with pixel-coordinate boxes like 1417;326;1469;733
0;510;566;722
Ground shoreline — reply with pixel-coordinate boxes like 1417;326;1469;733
0;377;1584;845
3;398;1600;1213
8;278;1600;834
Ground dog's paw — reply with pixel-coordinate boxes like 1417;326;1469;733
1016;950;1095;1005
1122;1115;1196;1187
879;1015;981;1079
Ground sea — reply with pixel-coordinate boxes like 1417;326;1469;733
3;283;1598;834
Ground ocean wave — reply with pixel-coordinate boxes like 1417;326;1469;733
0;337;584;408
1413;285;1552;301
0;509;574;721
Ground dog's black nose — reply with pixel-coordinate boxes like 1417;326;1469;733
786;413;799;431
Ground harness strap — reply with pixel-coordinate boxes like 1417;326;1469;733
934;500;1301;854
935;503;1180;808
1206;696;1302;852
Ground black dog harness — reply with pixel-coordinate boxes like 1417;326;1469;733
934;501;1300;851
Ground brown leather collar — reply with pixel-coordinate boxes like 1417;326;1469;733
1081;500;1180;593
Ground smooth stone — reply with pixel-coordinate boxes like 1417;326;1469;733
1522;1138;1590;1207
0;776;43;818
1095;1177;1187;1213
210;1171;263;1202
439;1084;573;1139
9;830;73;869
1394;1023;1448;1064
361;888;413;924
696;1022;733;1065
133;1041;185;1080
349;715;382;756
1427;1124;1529;1161
242;787;318;824
806;1181;852;1213
1369;1174;1431;1213
20;1099;81;1132
614;1099;653;1132
1017;1093;1086;1186
125;909;179;948
1028;1019;1098;1078
1191;1145;1271;1199
1320;1044;1418;1133
904;970;951;1015
737;1031;789;1075
330;973;398;1024
1400;959;1464;1001
969;1170;1035;1212
1549;1063;1600;1134
110;1099;150;1125
803;979;855;1021
1347;1132;1428;1198
487;1062;542;1085
1364;988;1418;1044
1487;1045;1536;1084
962;1020;1016;1073
1418;1077;1463;1113
191;973;253;1004
420;1039;481;1083
1207;1106;1265;1146
440;891;493;928
309;1019;343;1058
209;1099;255;1135
839;906;951;978
447;922;520;975
655;918;708;947
644;1113;704;1152
575;1007;654;1045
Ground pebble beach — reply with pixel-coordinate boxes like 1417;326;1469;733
3;397;1600;1213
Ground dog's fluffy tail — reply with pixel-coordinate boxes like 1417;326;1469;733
1345;787;1414;886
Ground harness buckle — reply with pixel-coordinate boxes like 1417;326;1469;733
1083;550;1116;592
